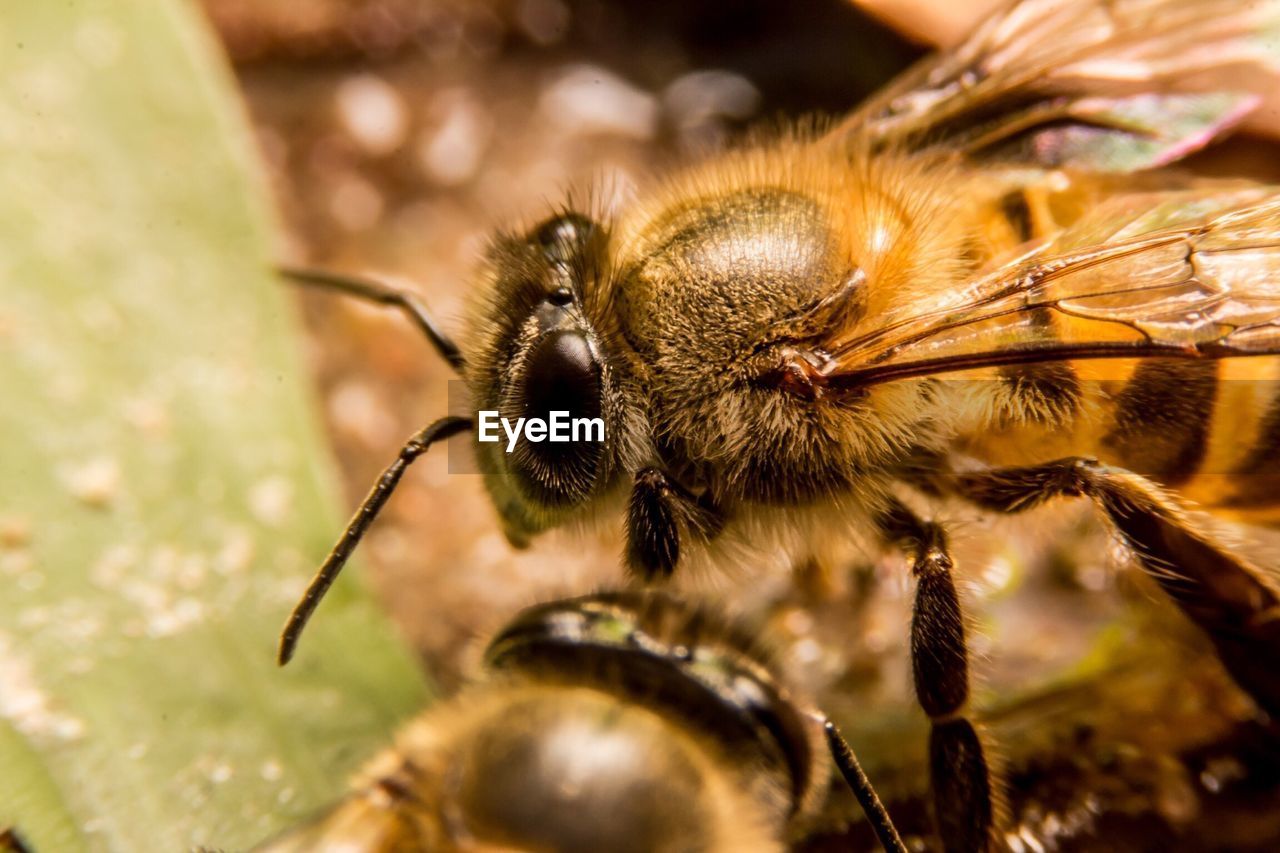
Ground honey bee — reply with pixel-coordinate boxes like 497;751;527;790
277;0;1280;849
261;590;903;852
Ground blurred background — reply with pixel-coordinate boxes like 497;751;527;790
4;1;1280;849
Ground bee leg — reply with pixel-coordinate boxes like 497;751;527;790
878;502;997;853
956;457;1280;718
625;468;722;582
277;265;466;373
278;415;471;665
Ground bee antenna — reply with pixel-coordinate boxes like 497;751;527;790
823;720;908;853
277;265;466;374
277;415;472;665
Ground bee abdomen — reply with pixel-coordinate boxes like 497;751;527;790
996;305;1083;424
997;188;1036;244
1001;362;1083;421
988;355;1280;513
1221;374;1280;510
1100;360;1219;486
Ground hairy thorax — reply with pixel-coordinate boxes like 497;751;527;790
605;142;964;507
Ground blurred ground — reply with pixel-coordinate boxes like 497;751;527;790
203;1;1280;848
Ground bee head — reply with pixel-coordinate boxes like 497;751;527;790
482;591;823;825
465;210;632;545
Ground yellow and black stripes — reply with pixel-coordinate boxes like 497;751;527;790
1222;375;1280;510
1101;360;1219;486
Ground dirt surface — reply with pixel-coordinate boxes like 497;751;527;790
205;1;1280;848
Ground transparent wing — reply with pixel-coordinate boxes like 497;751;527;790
838;0;1280;171
818;191;1280;392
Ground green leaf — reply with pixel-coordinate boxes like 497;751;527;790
0;2;431;850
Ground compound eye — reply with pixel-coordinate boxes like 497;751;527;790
534;212;597;267
523;330;601;426
510;329;605;505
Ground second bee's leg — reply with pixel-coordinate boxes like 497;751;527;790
957;458;1280;718
879;504;996;853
